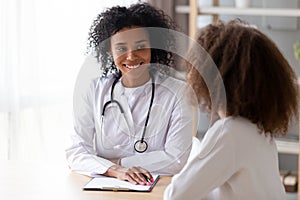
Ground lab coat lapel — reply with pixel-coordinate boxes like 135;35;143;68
114;82;135;135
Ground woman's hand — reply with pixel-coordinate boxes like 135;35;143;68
104;165;153;185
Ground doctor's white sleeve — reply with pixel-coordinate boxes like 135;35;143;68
65;81;114;175
120;92;194;175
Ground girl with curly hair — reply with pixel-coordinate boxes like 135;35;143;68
66;3;194;185
164;19;299;199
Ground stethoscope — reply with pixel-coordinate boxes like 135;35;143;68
101;74;155;153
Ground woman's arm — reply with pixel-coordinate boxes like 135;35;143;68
65;80;115;175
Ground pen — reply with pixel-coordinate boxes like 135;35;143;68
143;174;152;183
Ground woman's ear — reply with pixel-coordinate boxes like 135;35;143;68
107;51;114;61
107;51;112;57
106;51;114;65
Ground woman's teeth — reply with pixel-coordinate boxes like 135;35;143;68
125;64;140;69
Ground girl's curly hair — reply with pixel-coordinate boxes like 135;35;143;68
87;3;177;77
187;19;299;135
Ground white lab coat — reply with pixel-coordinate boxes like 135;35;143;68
66;71;194;176
164;116;285;200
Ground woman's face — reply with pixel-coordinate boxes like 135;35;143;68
110;27;151;78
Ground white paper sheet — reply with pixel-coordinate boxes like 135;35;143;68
83;174;160;192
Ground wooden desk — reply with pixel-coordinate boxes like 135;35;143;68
0;161;171;200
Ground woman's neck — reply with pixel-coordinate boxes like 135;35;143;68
121;72;151;88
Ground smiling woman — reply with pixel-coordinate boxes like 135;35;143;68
66;2;194;185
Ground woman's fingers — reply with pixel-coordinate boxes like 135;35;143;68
107;165;153;185
128;166;153;185
138;167;153;182
126;173;138;185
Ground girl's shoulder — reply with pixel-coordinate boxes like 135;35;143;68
204;117;258;141
221;116;258;134
198;117;259;159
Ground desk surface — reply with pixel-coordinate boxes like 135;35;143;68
0;161;171;200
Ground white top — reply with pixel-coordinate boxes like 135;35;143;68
164;116;285;200
66;71;194;176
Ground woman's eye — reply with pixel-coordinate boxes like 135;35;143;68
117;47;127;52
136;44;146;50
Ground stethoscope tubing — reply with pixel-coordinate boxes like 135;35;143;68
140;81;155;143
100;74;155;153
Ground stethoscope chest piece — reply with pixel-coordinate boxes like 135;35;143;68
134;140;148;153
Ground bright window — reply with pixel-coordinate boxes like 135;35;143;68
0;0;140;160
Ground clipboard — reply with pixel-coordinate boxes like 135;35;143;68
83;174;160;192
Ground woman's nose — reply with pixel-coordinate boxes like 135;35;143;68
126;50;137;61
